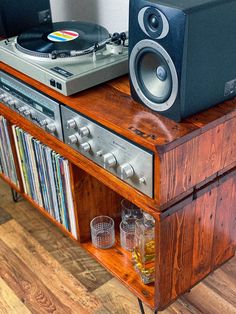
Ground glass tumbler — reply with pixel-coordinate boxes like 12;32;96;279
120;218;136;251
121;199;143;221
90;216;115;249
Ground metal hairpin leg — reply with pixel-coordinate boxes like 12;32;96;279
137;298;158;314
11;188;21;203
138;298;145;314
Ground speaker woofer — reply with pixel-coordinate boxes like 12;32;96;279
136;48;172;103
130;39;178;112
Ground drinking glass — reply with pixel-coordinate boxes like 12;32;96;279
90;216;115;249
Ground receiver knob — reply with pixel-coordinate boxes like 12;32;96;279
81;142;91;152
78;126;90;138
96;150;103;157
24;110;35;119
0;93;7;100
3;96;11;103
102;153;117;168
39;119;49;127
45;123;56;134
68;133;80;145
8;99;18;106
139;177;146;184
118;163;134;180
18;106;28;113
66;119;77;130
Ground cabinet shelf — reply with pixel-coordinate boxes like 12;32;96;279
0;172;21;193
81;235;155;309
0;171;78;242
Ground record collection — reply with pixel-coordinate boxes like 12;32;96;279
0;116;19;187
12;126;77;239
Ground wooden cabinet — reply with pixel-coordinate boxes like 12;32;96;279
0;62;236;311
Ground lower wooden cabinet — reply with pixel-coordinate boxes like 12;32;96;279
0;115;235;311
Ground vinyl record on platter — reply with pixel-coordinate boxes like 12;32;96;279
15;21;110;58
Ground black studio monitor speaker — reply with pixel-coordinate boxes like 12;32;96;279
129;0;236;122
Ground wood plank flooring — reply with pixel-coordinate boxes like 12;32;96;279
0;179;235;313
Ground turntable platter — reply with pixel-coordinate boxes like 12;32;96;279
15;21;110;58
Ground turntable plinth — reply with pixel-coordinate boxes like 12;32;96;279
0;61;236;311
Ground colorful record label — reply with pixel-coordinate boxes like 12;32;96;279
47;30;79;42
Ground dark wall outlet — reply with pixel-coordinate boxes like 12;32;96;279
0;0;51;38
38;9;52;24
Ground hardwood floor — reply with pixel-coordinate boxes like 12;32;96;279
0;179;235;313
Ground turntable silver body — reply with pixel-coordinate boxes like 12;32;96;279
0;37;128;96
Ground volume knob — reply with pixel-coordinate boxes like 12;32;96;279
66;119;77;130
68;133;79;145
81;142;91;152
78;126;90;138
102;153;117;168
118;163;134;180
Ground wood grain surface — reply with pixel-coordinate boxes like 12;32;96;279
2;62;236;209
1;62;236;312
155;172;236;310
0;179;236;313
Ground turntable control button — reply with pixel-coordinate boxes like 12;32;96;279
56;82;62;90
50;79;56;87
81;142;91;152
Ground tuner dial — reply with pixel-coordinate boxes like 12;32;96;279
68;133;80;145
117;163;134;180
81;142;91;152
78;126;90;138
102;153;117;168
66;119;77;130
45;123;56;134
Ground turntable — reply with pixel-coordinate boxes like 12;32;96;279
0;21;128;96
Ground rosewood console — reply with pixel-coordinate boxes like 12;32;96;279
0;61;235;311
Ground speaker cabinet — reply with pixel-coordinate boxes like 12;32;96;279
129;0;236;122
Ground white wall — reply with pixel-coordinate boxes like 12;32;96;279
50;0;129;33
